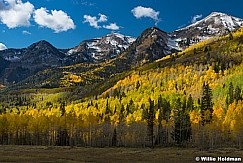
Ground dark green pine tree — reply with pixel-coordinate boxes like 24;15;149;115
162;97;171;122
144;98;155;148
148;98;155;147
181;98;192;144
187;94;194;111
126;104;130;116
182;97;187;112
172;98;182;144
226;82;234;107
104;99;110;122
200;83;213;126
119;104;125;123
234;85;242;102
128;98;135;114
158;95;162;110
172;98;192;144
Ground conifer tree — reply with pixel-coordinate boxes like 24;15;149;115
229;82;234;103
234;85;242;102
148;98;155;147
226;82;234;108
200;83;213;125
128;98;135;114
172;98;182;144
187;94;194;111
144;98;155;147
172;98;192;144
104;99;110;122
119;104;125;122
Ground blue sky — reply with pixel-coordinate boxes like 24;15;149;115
0;0;243;49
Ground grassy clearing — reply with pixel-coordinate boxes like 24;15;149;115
0;146;242;163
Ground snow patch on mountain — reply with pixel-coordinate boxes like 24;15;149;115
67;49;77;55
171;12;243;50
179;12;243;32
4;55;20;61
67;33;136;61
167;37;182;51
0;43;7;51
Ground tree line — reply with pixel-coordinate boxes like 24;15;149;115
0;82;242;149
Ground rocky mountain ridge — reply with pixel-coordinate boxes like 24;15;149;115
67;33;136;62
170;12;243;49
0;12;242;86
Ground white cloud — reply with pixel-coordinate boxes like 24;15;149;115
34;7;76;33
0;43;7;51
83;13;120;31
83;13;108;29
0;0;34;28
83;15;100;28
98;14;108;22
191;14;202;23
22;30;31;35
103;23;119;30
131;6;160;24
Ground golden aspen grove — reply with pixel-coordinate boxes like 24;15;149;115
1;26;243;151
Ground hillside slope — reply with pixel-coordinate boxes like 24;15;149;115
1;25;243;149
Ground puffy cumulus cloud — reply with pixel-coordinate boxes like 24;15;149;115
0;0;34;28
103;23;119;30
131;6;160;24
83;13;108;29
191;14;202;23
83;13;120;30
0;43;7;50
34;7;76;33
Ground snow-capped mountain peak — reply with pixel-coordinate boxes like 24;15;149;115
67;33;136;61
105;33;136;45
202;12;242;30
171;12;243;50
179;12;243;32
